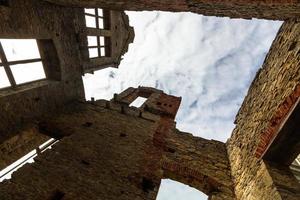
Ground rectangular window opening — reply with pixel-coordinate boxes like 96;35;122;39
85;15;96;28
97;9;103;17
87;36;111;59
100;36;105;46
0;138;58;182
87;36;98;47
0;39;46;88
129;97;147;108
88;48;99;58
84;8;109;30
100;47;105;57
10;61;46;85
84;8;95;15
98;18;104;29
0;67;10;89
0;39;40;62
84;8;111;59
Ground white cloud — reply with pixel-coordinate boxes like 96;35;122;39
83;11;281;142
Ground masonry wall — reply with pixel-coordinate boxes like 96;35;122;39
80;11;134;73
45;0;300;20
227;19;300;199
0;95;235;199
0;0;85;144
0;0;88;171
0;0;131;181
0;127;49;170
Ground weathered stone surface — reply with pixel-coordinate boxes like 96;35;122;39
0;0;85;144
227;19;300;200
0;1;300;200
79;10;134;73
0;89;234;199
0;0;134;151
0;126;49;171
45;0;300;20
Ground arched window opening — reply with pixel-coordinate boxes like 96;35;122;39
156;179;208;200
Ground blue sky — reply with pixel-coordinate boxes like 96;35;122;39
83;11;282;199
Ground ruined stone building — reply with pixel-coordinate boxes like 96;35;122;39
0;1;300;200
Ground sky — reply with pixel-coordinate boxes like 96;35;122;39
82;11;282;199
83;11;282;142
0;11;282;200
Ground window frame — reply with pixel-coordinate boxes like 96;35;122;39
84;8;110;30
0;40;46;89
84;8;112;59
87;36;111;58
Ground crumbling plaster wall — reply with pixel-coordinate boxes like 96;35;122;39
227;19;300;199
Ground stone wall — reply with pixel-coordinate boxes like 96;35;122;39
0;89;234;199
227;19;300;199
163;130;234;199
0;0;134;171
0;126;49;171
77;9;134;73
45;0;300;20
0;0;85;144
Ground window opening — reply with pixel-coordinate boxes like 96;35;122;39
0;138;58;182
1;39;40;61
156;179;208;200
87;36;111;58
0;66;10;89
85;8;111;59
129;97;147;108
85;15;96;28
0;39;46;87
88;48;99;58
84;8;110;30
290;154;300;182
10;62;45;85
87;36;97;47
